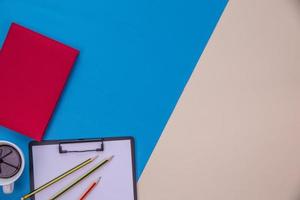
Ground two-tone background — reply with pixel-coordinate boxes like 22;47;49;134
1;0;300;199
139;1;300;199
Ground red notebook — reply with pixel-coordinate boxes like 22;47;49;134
0;23;79;141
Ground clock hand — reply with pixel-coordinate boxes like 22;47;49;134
0;150;12;160
2;161;18;170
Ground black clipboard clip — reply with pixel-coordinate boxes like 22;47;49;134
58;138;104;154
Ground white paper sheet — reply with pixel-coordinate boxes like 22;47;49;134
31;139;135;200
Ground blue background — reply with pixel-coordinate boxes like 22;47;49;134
0;0;227;198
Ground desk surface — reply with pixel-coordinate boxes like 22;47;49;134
139;0;300;199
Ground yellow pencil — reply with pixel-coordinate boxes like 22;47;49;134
21;155;98;200
49;156;113;200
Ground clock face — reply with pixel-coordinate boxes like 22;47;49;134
0;145;22;178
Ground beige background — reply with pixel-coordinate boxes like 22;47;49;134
138;0;300;199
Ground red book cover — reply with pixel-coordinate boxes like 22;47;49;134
0;23;79;140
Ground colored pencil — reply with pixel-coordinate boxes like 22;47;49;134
49;156;113;200
79;177;101;200
21;155;99;200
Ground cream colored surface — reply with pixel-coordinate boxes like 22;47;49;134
138;0;300;199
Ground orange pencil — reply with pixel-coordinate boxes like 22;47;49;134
79;177;101;200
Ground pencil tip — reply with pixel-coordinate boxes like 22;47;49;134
91;155;99;161
107;155;114;161
96;177;101;184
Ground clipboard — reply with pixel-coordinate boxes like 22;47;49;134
29;137;137;200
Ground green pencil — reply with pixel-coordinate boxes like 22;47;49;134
21;155;98;200
49;156;114;200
